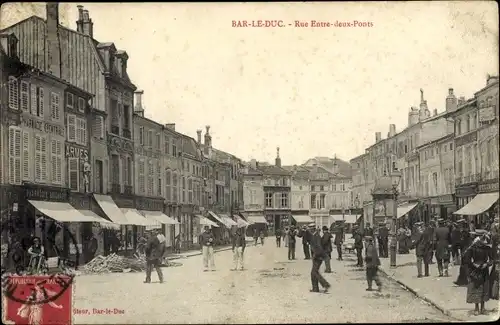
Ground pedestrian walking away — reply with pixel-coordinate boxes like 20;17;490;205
364;236;382;292
231;228;246;271
333;222;344;260
298;225;311;260
321;226;333;273
253;229;259;246
309;227;331;293
466;229;493;316
275;228;282;248
144;229;166;284
434;218;451;277
284;227;289;247
377;222;389;258
450;220;463;266
288;226;297;260
259;230;265;245
200;226;216;272
454;219;472;286
352;225;364;267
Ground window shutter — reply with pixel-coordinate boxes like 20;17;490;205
93;116;104;139
67;115;76;142
35;135;41;182
51;92;59;120
30;84;37;114
81;119;87;144
38;87;44;118
8;77;19;110
57;140;62;184
40;136;47;182
22;131;30;180
9;127;21;184
68;157;79;191
20;81;29;112
51;139;57;183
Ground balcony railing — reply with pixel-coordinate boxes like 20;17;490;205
122;128;131;139
111;125;120;135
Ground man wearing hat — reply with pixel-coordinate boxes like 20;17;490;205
411;222;432;277
144;228;166;283
321;226;333;273
434;218;451;277
377;222;389;258
427;219;437;264
288;225;297;260
298;225;312;260
364;235;382;292
309;227;331;293
451;219;466;265
333;221;345;261
352;225;364;267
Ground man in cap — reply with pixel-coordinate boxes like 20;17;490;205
411;222;432;277
427;219;437;264
377;222;389;258
451;219;465;265
231;227;246;271
288;225;297;260
434;218;451;277
309;226;331;293
200;226;216;272
298;225;312;260
321;226;333;273
364;236;382;292
352;225;364;267
144;228;166;283
333;221;345;261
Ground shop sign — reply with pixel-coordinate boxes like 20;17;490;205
65;144;89;160
478;181;499;193
455;186;477;197
374;201;386;217
438;194;454;204
112;196;134;208
136;197;163;211
479;106;496;123
455;131;477;147
24;186;68;201
21;115;64;137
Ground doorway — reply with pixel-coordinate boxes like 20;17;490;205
274;215;281;231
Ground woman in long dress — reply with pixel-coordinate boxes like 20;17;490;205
489;221;499;300
454;225;472;286
466;229;493;315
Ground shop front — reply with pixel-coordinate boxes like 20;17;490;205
243;212;267;237
431;194;457;219
180;204;195;249
136;196;177;249
454;181;498;227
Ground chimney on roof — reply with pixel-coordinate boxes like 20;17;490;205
76;6;93;38
250;159;257;170
446;88;458;112
458;97;466;106
196;130;202;144
275;147;281;167
165;123;175;131
433;109;438;116
46;3;61;78
333;154;339;174
388;124;396;137
204;125;212;148
487;74;499;86
375;132;381;143
134;90;144;116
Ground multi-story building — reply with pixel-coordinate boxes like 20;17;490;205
350;153;370;208
242;161;265;224
0;30;102;259
283;165;310;217
416;133;455;218
258;148;292;233
452;76;499;225
306;164;331;228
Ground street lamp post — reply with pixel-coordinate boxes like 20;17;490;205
389;169;402;268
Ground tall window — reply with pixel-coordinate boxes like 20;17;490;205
148;130;153;148
280;193;288;208
432;172;438;195
111;154;120;185
165;170;172;201
110;99;119;131
50;139;62;185
30;85;44;117
95;160;103;194
164;136;170;154
8;77;19;110
466;115;471;132
311;185;315;191
310;194;317;209
123;104;130;129
147;160;154;196
93;115;104;139
22;130;30;181
298;196;304;209
319;194;326;209
172;172;178;202
8;126;22;184
78;97;86;113
320;185;324;191
265;192;273;208
67;114;86;145
50;92;60;120
35;134;47;183
139;127;144;145
121;156;129;186
172;140;177;157
68;157;79;191
157;162;162;196
155;133;161;151
456;147;463;176
188;178;193;203
182;177;186;203
138;160;145;194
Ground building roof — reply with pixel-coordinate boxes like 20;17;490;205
282;165;310;179
303;156;352;178
257;164;291;176
416;133;454;150
244;166;263;176
181;136;202;159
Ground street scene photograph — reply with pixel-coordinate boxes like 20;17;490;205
0;1;499;324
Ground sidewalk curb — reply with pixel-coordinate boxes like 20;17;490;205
378;267;465;322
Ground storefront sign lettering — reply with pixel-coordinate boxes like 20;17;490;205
455;131;477;147
25;187;68;201
21;116;65;137
455;186;477;197
478;182;499;193
438;194;454;204
65;145;89;160
136;197;163;211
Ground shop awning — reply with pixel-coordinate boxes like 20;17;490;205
453;192;499;216
28;200;98;223
121;208;160;227
233;215;250;228
197;215;219;227
140;210;179;225
246;215;268;224
330;214;344;222
397;203;418;219
292;214;313;224
93;194;129;225
220;214;238;227
330;214;360;224
78;209;120;230
208;211;225;225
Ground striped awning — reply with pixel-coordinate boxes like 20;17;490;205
233;215;250;228
246;215;268;224
208;211;225;225
220;214;238;227
140;210;179;225
197;215;219;227
121;208;160;227
78;209;120;230
292;214;313;224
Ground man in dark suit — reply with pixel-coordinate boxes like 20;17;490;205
310;227;331;293
321;226;333;273
434;218;451;277
298;226;311;260
144;229;166;284
353;225;364;267
364;236;382;292
411;222;432;277
275;228;282;247
333;222;345;260
288;226;297;260
377;223;389;258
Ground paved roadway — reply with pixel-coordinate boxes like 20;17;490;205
73;241;454;324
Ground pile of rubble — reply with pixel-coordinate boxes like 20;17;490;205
81;253;183;274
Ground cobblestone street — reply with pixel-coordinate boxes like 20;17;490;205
73;242;454;324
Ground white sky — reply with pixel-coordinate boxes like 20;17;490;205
1;2;498;165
